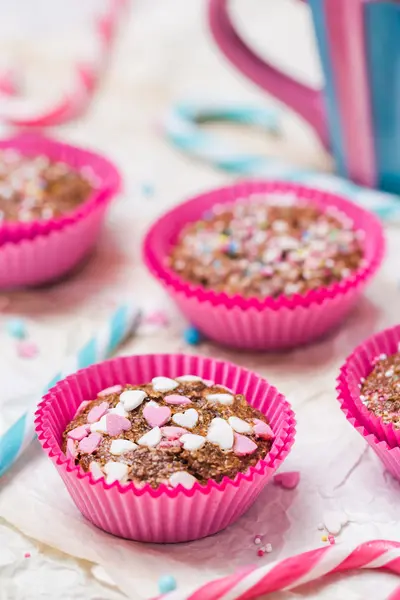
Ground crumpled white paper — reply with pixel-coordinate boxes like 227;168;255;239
1;228;400;599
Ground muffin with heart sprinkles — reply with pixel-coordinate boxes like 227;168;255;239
35;353;295;542
63;376;274;490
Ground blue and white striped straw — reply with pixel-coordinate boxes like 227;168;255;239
0;303;141;478
165;102;400;221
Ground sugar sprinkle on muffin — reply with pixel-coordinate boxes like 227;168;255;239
169;193;365;298
0;149;97;223
360;345;400;428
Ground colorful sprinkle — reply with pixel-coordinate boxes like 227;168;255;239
24;552;31;559
143;404;171;428
273;471;300;490
183;326;201;345
158;575;177;594
78;432;102;454
106;414;131;437
87;402;109;424
98;385;122;398
172;408;199;429
67;425;90;441
254;536;262;545
257;549;265;557
6;318;26;339
16;340;38;358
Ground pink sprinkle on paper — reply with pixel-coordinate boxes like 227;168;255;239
16;340;38;359
273;471;300;490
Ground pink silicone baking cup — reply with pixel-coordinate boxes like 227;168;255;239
143;181;385;350
34;353;296;543
0;201;107;288
337;325;400;451
338;352;400;482
0;132;121;244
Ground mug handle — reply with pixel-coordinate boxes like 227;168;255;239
208;0;328;147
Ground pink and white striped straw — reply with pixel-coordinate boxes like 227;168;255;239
0;0;127;128
155;540;400;600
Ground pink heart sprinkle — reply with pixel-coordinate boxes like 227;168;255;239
161;426;188;440
159;440;182;448
164;394;191;406
98;384;122;398
73;401;91;419
143;404;171;428
67;425;90;441
233;433;258;456
253;419;274;440
87;402;109;424
273;471;300;490
106;414;131;437
66;438;77;459
78;432;102;454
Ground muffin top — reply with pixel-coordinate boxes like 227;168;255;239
63;375;274;489
360;350;400;428
0;149;95;223
169;193;364;298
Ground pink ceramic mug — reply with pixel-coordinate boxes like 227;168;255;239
208;0;400;194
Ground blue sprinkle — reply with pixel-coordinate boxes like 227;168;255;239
183;326;201;345
141;182;155;198
228;241;238;254
6;318;26;339
158;575;177;594
213;260;222;269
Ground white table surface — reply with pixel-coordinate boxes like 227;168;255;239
0;1;400;599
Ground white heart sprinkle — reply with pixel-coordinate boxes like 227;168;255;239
89;461;104;481
207;417;234;450
120;390;147;411
108;402;128;417
228;416;253;434
172;408;198;429
110;439;138;455
146;400;159;407
152;377;179;392
169;471;197;490
103;461;129;485
137;426;162;447
206;393;234;406
90;415;108;433
176;375;204;383
180;433;206;451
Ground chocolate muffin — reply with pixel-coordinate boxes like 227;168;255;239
0;149;95;222
169;194;364;298
360;350;400;428
63;375;274;489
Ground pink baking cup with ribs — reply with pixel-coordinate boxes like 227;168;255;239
0;133;121;288
143;181;384;350
34;353;295;543
337;325;400;461
0;132;121;244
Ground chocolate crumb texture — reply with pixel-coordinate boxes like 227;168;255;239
63;376;274;489
168;193;365;299
360;349;400;428
0;149;96;223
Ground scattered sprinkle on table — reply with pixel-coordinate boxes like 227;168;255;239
16;340;38;359
273;471;300;489
158;574;177;594
6;317;26;339
24;552;31;558
183;326;201;345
